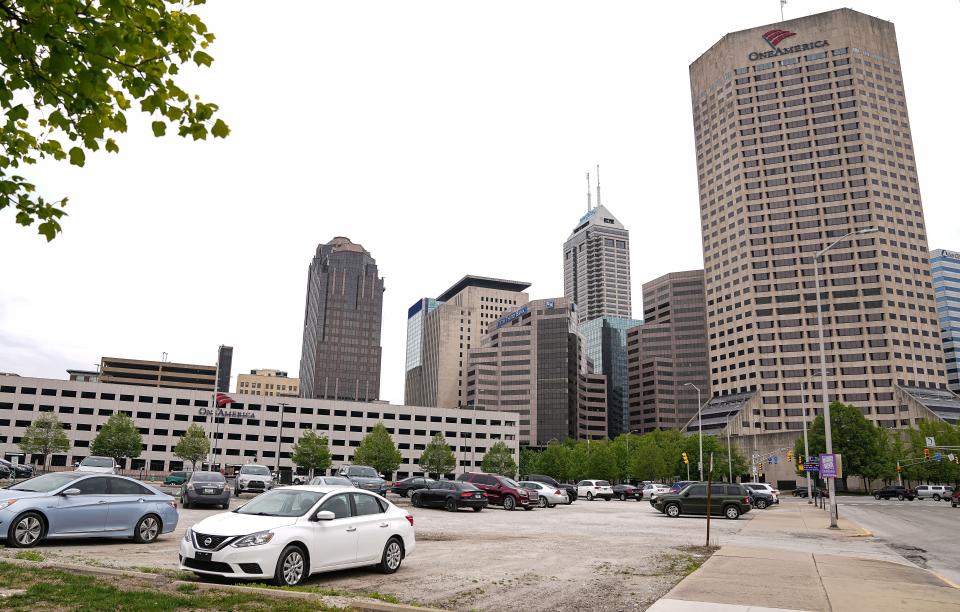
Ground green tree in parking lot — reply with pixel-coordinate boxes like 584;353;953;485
801;401;883;488
519;447;540;478
352;422;402;477
587;441;618;482
291;430;332;478
481;441;518;478
90;413;142;463
19;413;70;471
537;441;570;481
419;433;456;478
173;424;210;470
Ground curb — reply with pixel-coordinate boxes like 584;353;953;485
0;557;433;611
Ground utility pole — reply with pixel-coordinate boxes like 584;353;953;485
705;453;714;547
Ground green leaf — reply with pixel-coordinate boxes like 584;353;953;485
8;105;28;121
68;147;85;167
105;138;119;153
193;51;214;67
211;118;230;138
151;121;166;137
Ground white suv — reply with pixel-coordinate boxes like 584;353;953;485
235;464;274;496
742;482;779;503
577;480;614;501
915;485;952;501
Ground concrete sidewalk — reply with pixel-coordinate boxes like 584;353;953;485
648;503;960;611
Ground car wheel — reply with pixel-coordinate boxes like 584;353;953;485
445;498;458;512
897;494;904;501
548;504;556;508
503;495;516;511
874;494;881;500
665;503;681;518
724;505;741;520
933;495;941;501
134;514;161;544
538;497;547;508
586;492;594;501
953;502;957;508
523;505;533;511
273;545;307;586
473;506;483;512
8;512;44;548
378;537;404;574
756;499;768;509
603;497;610;501
182;497;190;509
619;493;626;501
411;494;421;508
566;495;574;505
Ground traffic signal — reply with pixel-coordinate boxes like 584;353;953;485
896;464;902;473
924;447;930;459
682;452;689;465
787;450;793;463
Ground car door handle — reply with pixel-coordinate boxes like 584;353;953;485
137;498;145;503
346;527;357;532
379;523;389;528
97;500;107;504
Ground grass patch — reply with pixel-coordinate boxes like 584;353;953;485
248;582;404;605
176;582;198;593
658;545;718;577
14;551;44;562
0;562;345;611
131;565;196;581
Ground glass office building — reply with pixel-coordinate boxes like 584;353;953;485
932;249;960;392
580;316;642;438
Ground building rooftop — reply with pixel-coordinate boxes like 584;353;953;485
436;275;531;303
899;386;960;425
683;392;756;434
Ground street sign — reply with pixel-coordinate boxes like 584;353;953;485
934;452;942;462
820;453;838;478
925;436;936;447
803;462;820;471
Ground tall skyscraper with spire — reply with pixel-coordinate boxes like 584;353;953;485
298;237;384;402
563;169;633;323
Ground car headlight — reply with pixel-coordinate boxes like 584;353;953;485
184;527;192;542
0;499;16;512
233;531;275;547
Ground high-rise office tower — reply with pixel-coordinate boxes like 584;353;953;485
691;8;947;434
580;316;642;438
299;237;384;401
563;173;632;323
627;270;709;433
403;276;529;408
466;297;608;445
932;249;960;392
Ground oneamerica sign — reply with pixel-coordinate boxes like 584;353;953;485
749;38;829;61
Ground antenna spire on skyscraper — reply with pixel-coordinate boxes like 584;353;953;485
586;172;592;212
596;164;602;208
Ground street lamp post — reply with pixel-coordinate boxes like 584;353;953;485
684;383;703;480
814;227;878;528
726;417;733;484
800;381;813;503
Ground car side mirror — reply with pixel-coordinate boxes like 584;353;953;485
312;510;335;521
683;491;690;497
378;473;384;479
62;488;81;496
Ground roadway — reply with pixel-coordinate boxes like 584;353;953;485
835;495;960;586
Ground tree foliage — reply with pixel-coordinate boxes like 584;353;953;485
173;423;209;470
90;412;142;462
19;412;69;468
291;430;331;477
352;422;402;476
0;0;229;240
799;401;884;486
481;441;517;478
419;433;456;478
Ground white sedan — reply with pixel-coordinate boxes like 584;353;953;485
640;483;670;499
179;486;415;586
518;481;568;508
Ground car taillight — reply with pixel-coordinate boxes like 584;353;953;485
460;491;475;497
392;482;399;487
405;514;414;526
555;490;561;495
743;497;750;504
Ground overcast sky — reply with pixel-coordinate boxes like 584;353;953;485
1;0;958;403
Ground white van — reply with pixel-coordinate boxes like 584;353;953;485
915;485;952;501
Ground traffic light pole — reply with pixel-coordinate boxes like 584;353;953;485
896;461;902;487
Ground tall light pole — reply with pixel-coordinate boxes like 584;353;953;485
814;227;878;528
726;416;733;484
684;383;703;480
800;380;813;503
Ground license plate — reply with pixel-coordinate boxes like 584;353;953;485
195;552;212;562
203;488;215;494
474;494;482;498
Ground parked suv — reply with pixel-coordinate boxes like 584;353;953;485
234;463;274;496
457;472;537;510
337;465;387;496
655;482;752;520
872;485;916;501
577;479;614;501
525;474;577;503
915;485;952;501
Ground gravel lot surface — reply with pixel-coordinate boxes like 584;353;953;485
0;492;753;611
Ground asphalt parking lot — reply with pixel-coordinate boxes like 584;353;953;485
1;492;754;611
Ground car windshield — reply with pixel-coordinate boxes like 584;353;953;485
311;477;352;486
80;457;113;467
240;466;270;476
597;481;611;487
192;472;225;483
347;466;378;478
499;477;521;488
236;489;323;517
8;472;84;492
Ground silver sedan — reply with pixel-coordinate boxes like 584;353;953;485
518;481;568;508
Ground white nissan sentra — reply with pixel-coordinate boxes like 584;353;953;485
179;486;415;586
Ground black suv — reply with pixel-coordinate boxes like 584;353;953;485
654;482;752;520
525;474;576;503
872;485;916;501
